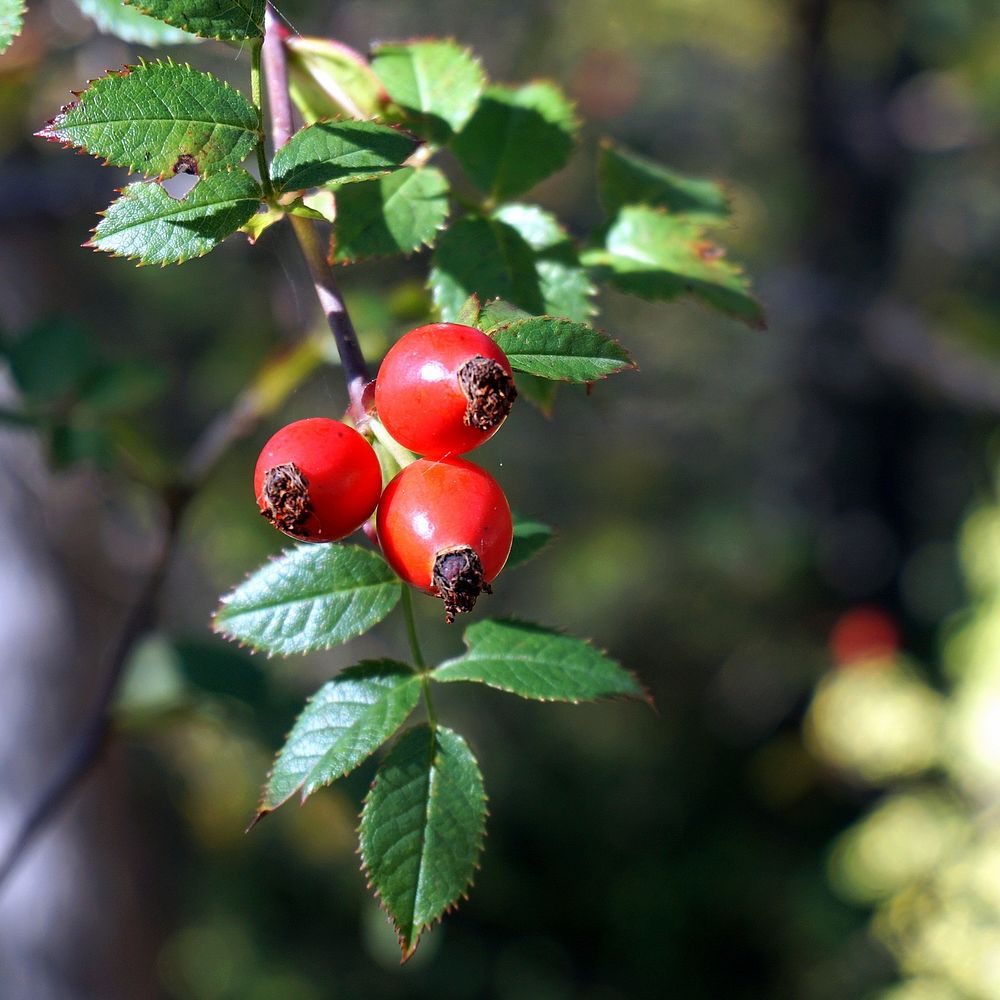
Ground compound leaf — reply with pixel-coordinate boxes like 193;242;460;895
599;141;730;220
583;206;766;328
213;544;400;655
360;724;486;960
89;168;261;265
123;0;263;40
270;120;416;194
452;82;578;201
0;0;25;53
287;35;385;123
37;62;258;178
490;316;634;382
434;619;646;703
371;39;484;144
430;216;544;321
74;0;194;45
331;166;449;262
258;660;420;817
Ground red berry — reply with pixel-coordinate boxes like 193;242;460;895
254;417;381;542
376;457;513;622
374;323;517;458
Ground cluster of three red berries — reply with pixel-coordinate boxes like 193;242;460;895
253;324;518;622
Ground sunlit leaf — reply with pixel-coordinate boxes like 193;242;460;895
123;0;263;40
0;0;26;52
74;0;194;45
287;35;385;122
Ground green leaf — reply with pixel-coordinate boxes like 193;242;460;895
490;316;635;382
0;0;25;53
452;82;578;201
78;361;167;412
88;168;261;265
213;544;400;656
494;204;596;322
360;724;486;960
583;206;766;328
475;297;532;331
598;141;730;220
513;372;558;416
74;0;194;46
123;0;263;40
3;320;100;400
455;294;481;327
37;61;258;178
507;513;554;569
371;40;484;144
434;619;647;703
331;166;449;262
430;217;544;321
287;35;385;123
270;121;417;195
259;661;420;816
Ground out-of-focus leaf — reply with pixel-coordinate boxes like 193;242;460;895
78;361;167;412
331;166;449;262
507;513;554;568
4;320;100;400
452;82;578;201
0;0;26;53
371;40;484;144
123;0;263;40
287;35;385;122
360;724;486;960
74;0;194;45
513;372;558;415
173;638;269;708
213;544;400;656
88;169;261;265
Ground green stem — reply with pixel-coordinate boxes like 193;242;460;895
401;584;426;670
369;417;417;470
251;38;274;200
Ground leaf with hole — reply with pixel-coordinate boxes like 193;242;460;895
258;660;420;817
270;121;417;195
434;619;647;703
88;169;261;265
371;40;484;144
213;544;400;656
331;166;450;262
74;0;194;45
37;62;258;178
123;0;263;40
452;82;578;201
360;724;486;960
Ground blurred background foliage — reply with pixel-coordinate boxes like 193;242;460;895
3;0;1000;997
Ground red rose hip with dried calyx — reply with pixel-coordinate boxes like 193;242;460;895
254;417;381;542
374;322;517;458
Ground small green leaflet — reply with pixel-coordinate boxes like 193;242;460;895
287;35;385;123
583;206;766;329
433;619;647;703
123;0;263;40
214;544;400;656
452;82;578;201
430;217;545;321
89;168;261;265
74;0;194;46
598;141;730;220
270;121;417;195
37;62;258;179
371;40;485;144
490;316;635;382
257;661;420;817
360;724;486;960
0;0;25;53
494;204;596;322
507;513;554;569
331;166;450;262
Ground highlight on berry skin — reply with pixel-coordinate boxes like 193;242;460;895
254;417;382;543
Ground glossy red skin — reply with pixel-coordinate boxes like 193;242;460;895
376;458;513;593
374;323;514;458
254;418;381;542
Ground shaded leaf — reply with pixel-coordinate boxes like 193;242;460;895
0;0;25;52
371;40;484;144
360;724;486;960
123;0;263;40
37;61;258;178
452;82;578;201
3;320;100;400
74;0;194;45
490;316;635;382
434;619;647;703
513;372;558;415
213;544;400;656
88;168;261;265
507;513;554;569
331;166;449;262
270;120;416;194
430;217;544;321
259;660;420;816
583;206;766;328
287;35;385;123
78;361;167;412
598;141;730;219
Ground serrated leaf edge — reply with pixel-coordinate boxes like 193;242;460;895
122;0;263;40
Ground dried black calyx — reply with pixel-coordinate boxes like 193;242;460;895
458;356;517;432
432;545;492;624
260;462;313;537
